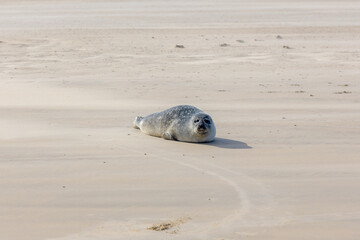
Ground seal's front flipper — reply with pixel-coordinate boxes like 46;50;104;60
162;132;177;141
133;116;143;129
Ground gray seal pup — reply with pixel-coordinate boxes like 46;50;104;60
133;105;216;143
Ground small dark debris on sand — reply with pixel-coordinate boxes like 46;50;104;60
148;217;191;232
295;90;306;93
220;43;230;47
276;35;283;39
175;45;184;48
148;222;173;231
236;40;244;43
283;45;292;49
334;91;351;94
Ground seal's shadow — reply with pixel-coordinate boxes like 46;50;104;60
205;137;252;149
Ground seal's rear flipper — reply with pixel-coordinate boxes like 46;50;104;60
133;116;143;129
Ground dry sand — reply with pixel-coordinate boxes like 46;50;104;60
1;0;360;239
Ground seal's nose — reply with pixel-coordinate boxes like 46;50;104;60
198;122;206;130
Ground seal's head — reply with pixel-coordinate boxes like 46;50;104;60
192;113;216;142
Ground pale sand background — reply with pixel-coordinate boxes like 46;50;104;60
1;0;360;239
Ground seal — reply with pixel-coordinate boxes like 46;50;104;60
133;105;216;143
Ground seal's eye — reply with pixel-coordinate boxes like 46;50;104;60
204;119;210;124
194;119;199;123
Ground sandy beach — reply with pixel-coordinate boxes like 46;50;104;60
1;0;360;239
